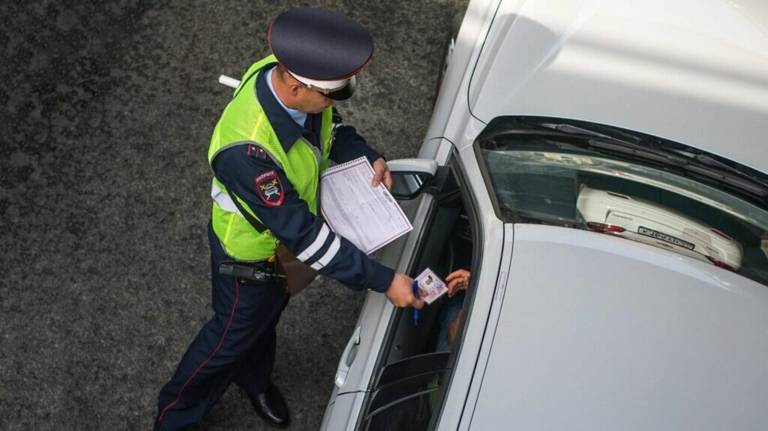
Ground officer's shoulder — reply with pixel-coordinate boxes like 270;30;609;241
217;143;270;160
215;143;278;170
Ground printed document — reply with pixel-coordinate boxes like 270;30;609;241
321;157;413;254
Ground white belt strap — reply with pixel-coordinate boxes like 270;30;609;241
211;181;243;216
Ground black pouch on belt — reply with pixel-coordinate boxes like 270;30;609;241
218;260;285;284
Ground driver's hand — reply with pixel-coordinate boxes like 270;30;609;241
446;269;471;297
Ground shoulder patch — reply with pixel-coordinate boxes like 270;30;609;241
246;144;270;160
254;170;284;207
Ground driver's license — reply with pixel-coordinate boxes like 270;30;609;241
414;268;448;304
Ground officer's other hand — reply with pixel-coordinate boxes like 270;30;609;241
372;157;393;191
385;273;424;309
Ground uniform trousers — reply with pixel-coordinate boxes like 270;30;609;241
156;223;289;430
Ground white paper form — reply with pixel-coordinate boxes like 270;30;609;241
320;157;413;254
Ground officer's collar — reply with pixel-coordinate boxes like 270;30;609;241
255;64;306;152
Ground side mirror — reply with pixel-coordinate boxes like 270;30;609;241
387;158;439;200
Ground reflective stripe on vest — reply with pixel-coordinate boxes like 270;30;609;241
211;181;242;216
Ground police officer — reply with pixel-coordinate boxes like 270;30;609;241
155;7;423;431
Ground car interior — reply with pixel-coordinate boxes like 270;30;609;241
358;158;478;431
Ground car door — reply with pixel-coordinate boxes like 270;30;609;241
321;153;448;430
322;144;475;423
323;143;508;430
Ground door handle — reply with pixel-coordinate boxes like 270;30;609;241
335;326;362;388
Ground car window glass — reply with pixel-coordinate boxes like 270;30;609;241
363;388;437;431
368;370;448;414
477;116;768;287
375;352;450;387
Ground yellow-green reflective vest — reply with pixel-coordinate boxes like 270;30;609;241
208;55;334;261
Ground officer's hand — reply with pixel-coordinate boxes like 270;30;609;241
371;157;393;191
385;273;424;309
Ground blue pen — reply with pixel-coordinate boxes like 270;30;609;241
412;280;420;325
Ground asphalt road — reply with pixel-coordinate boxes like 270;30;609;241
0;1;467;430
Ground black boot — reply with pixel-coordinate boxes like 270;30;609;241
249;382;290;428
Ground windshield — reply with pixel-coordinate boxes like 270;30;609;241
478;117;768;287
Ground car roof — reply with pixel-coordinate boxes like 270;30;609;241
469;224;768;429
468;0;768;173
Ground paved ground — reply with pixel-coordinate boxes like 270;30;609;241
0;1;467;430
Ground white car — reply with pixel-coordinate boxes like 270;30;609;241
576;185;744;270
321;0;768;430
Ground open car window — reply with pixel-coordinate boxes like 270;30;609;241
477;116;768;287
357;156;478;431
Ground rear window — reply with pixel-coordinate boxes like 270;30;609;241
477;117;768;287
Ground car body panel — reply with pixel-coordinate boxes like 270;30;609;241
468;223;768;430
421;0;502;159
332;193;435;395
448;222;513;431
320;392;366;431
466;0;768;173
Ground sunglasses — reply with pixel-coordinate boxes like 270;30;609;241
300;76;357;101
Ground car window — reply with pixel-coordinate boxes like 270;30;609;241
477;116;768;287
360;353;450;431
362;387;438;430
357;158;477;431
